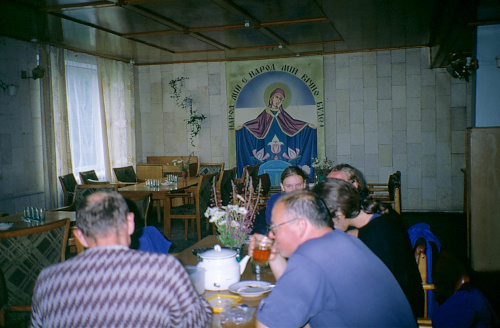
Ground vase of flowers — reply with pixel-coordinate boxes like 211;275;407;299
173;154;192;178
312;157;334;181
205;173;262;248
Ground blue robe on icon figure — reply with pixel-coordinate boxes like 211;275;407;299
236;88;317;177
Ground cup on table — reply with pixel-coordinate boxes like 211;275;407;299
251;234;273;273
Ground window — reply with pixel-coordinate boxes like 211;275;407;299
65;51;106;182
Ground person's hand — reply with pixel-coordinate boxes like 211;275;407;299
249;233;277;261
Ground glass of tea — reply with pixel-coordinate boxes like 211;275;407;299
251;234;273;273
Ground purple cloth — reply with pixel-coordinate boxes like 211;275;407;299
243;108;308;139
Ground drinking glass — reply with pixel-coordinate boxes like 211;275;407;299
251;234;273;273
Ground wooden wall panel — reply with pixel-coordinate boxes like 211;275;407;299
468;127;500;271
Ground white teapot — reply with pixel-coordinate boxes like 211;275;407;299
197;244;250;291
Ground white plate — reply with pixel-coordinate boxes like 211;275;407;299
0;222;14;231
229;280;274;297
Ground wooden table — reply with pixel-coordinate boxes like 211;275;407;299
0;210;75;232
118;177;199;238
175;235;275;328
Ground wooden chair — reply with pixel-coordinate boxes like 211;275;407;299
164;173;217;241
79;170;99;184
208;167;238;233
197;162;225;177
113;166;139;184
368;171;402;214
257;173;272;209
59;173;78;206
120;192;153;227
235;164;260;185
0;219;70;323
416;247;435;327
216;167;237;207
56;184;119;211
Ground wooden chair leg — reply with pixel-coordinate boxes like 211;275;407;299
196;217;202;241
156;200;162;224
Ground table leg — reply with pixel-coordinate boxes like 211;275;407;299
163;197;171;240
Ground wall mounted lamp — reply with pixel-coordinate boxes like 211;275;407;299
21;65;46;80
496;57;500;68
0;79;18;96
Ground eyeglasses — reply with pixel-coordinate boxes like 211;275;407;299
267;218;300;235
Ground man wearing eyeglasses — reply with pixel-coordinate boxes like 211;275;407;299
251;190;416;328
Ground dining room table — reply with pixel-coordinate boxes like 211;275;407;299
118;176;199;238
175;235;276;328
0;210;76;232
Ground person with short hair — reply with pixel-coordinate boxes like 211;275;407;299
30;192;212;328
327;163;369;197
264;166;307;225
313;178;424;318
252;190;416;328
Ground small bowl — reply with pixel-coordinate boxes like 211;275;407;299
206;294;242;313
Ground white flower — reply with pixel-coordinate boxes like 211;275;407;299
230;220;240;228
236;194;245;202
227;205;239;212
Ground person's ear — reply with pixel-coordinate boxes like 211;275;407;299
296;217;308;237
126;212;135;236
73;228;90;248
280;182;285;191
352;181;359;189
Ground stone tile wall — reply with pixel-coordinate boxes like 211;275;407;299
137;47;470;211
0;37;46;214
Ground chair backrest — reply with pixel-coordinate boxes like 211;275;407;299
408;223;442;319
73;184;119;209
217;167;237;206
240;164;260;181
0;219;70;305
388;171;402;213
59;173;78;206
196;173;218;218
257;160;291;187
79;170;98;184
113;166;138;183
124;193;152;227
257;173;271;196
197;162;225;177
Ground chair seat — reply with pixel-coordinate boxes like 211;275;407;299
171;204;196;215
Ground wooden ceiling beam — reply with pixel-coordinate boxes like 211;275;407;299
41;1;114;11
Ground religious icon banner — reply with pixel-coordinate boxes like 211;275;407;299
226;57;324;179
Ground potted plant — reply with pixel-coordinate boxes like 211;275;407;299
169;77;207;147
172;155;191;179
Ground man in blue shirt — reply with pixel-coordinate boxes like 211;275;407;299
251;190;416;328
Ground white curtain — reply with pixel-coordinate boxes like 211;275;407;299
43;46;73;207
97;57;136;180
44;48;136;206
65;52;107;180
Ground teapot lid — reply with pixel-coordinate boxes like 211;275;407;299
199;244;237;259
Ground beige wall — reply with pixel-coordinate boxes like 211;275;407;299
136;48;470;211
